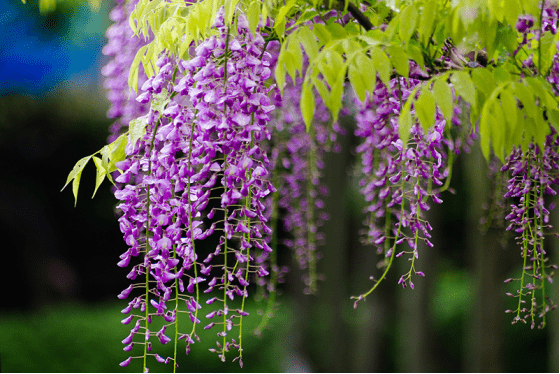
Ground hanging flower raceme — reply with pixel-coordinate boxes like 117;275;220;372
114;6;278;370
101;0;150;142
502;128;559;329
269;73;344;294
351;75;465;306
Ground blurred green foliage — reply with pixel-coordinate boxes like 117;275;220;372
0;298;291;372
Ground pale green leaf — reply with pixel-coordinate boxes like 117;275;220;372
62;156;92;207
348;59;367;103
301;83;315;131
493;65;511;83
539;33;555;75
320;50;343;88
129;116;147;148
450;71;476;106
399;86;420;145
399;4;418;43
91;156;107;199
479;101;491;160
329;75;345;122
370;47;391;87
313;23;332;45
419;0;437;46
152;88;170;114
399;98;414;146
311;76;331;110
355;53;376;94
470;68;496;96
287;37;304;77
247;1;261;36
274;0;297;37
513;81;536;120
297;27;319;61
62;156;91;192
500;89;518;133
490;100;506;162
415;87;436;132
225;0;241;29
432;77;453;123
504;0;522;26
128;45;148;93
407;43;425;69
107;134;128;174
326;22;347;39
387;45;409;78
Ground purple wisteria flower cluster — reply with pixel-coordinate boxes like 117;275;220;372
113;7;277;370
101;0;150;142
500;1;559;328
269;75;344;294
351;75;470;305
502;130;559;329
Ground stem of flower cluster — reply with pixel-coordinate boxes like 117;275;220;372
238;132;254;363
143;117;161;371
187;118;200;343
307;125;317;294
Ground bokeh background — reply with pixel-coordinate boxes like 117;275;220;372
0;0;558;372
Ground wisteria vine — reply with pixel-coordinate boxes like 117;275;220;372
59;0;560;370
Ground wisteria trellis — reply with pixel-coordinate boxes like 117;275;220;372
60;0;559;371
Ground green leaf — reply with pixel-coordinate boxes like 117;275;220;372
313;23;332;45
399;4;418;43
320;49;343;88
450;71;476;106
432;77;453;123
301;83;315;131
329;71;346;122
356;53;376;95
224;0;241;29
470;68;496;96
128;45;148;93
504;0;522;26
326;22;347;39
370;46;391;87
407;43;425;69
287;37;304;78
387;45;409;78
274;0;297;37
282;50;297;83
489;100;506;162
151;88;170;114
129;116;147;148
539;32;555;75
415;86;436;132
247;1;261;36
100;145;114;185
500;89;519;152
419;0;437;46
399;86;420;146
399;99;414;146
91;156;107;199
479;101;492;160
297;27;319;61
513;81;536;120
107;134;128;174
62;156;92;206
493;65;511;83
348;58;366;102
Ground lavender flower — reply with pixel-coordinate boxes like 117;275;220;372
351;75;466;305
114;6;278;368
101;0;150;142
502;129;559;328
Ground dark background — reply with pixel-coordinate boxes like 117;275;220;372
0;1;558;372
